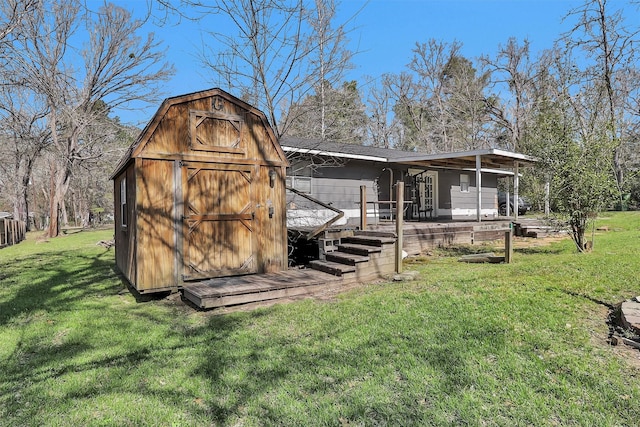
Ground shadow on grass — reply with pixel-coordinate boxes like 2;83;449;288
0;241;509;425
0;249;126;327
189;304;508;425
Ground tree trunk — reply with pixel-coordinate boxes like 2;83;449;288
46;160;72;238
47;165;59;238
570;213;588;252
61;197;68;227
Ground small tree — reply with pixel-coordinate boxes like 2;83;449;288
531;49;617;251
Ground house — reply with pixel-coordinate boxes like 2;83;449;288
281;137;536;227
110;89;289;294
110;87;536;298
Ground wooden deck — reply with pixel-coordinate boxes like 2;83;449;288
369;219;513;256
180;221;536;311
182;268;350;309
182;230;397;310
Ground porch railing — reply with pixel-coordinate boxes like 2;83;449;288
286;187;345;239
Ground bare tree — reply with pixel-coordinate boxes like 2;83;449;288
564;0;640;199
480;38;536;152
0;87;50;229
198;0;310;138
404;39;462;152
198;0;357;138
0;0;36;50
365;74;403;148
7;0;174;237
305;0;355;140
393;40;493;152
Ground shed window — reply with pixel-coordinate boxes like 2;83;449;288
460;174;469;193
120;178;127;228
286;176;312;193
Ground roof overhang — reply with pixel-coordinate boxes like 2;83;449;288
281;145;388;163
393;148;537;170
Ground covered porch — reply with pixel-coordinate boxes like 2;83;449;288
393;148;537;223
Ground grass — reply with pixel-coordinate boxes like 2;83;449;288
1;213;640;426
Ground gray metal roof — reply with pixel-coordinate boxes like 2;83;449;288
280;137;537;170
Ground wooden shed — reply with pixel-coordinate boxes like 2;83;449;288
111;88;289;294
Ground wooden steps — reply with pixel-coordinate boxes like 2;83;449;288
181;230;398;310
310;231;396;281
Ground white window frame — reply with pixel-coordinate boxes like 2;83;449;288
460;174;469;193
120;178;127;228
286;176;312;194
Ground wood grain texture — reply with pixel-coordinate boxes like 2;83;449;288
113;89;289;293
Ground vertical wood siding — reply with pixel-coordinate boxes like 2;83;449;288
136;159;175;290
114;90;288;293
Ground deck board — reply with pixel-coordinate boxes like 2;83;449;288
182;268;347;309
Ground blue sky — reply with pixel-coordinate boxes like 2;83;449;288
113;0;591;125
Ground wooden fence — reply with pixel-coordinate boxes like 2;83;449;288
0;219;27;248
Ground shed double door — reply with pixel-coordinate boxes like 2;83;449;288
182;162;256;280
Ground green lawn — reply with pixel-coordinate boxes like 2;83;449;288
1;214;639;426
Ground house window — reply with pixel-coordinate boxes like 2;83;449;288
460;174;469;193
286;176;312;193
120;178;127;228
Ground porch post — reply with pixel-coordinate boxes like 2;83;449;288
360;185;367;230
395;182;404;274
513;162;520;221
476;154;482;222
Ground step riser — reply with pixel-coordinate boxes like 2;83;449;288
337;244;382;256
326;253;369;266
342;236;396;247
309;260;356;276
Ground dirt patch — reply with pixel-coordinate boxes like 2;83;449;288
512;234;569;249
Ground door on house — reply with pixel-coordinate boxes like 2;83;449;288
419;171;438;218
182;162;256;280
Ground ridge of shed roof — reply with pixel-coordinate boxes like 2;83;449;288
111;88;285;179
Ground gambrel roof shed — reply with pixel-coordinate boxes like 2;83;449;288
111;88;289;294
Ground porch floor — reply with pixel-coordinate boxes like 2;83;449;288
368;219;513;256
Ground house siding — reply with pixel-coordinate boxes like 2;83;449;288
287;159;409;226
442;171;498;219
